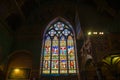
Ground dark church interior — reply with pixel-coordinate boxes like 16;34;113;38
0;0;120;80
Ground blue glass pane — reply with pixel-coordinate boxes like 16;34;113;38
54;22;64;30
52;37;58;54
48;30;56;36
62;29;70;36
52;46;58;54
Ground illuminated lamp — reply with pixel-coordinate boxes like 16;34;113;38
93;32;97;34
99;32;104;35
14;68;20;74
88;32;92;35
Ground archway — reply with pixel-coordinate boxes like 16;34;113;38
101;54;120;80
6;50;33;80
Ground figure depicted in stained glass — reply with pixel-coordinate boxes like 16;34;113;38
60;60;67;73
44;60;49;69
60;47;66;54
43;60;50;74
45;46;50;54
68;46;74;55
42;20;77;74
52;60;58;69
51;36;59;74
44;36;51;55
52;46;58;54
70;60;74;69
52;36;58;61
61;60;67;68
60;36;66;55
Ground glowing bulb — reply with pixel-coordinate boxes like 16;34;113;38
99;32;101;35
88;32;92;35
99;32;104;35
101;32;104;35
14;68;20;73
93;32;97;34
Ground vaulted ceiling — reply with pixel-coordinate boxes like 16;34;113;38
0;0;120;31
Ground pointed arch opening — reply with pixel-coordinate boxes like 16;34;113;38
41;17;78;76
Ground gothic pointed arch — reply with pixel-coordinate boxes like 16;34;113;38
40;17;78;76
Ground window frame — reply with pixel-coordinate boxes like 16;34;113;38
40;18;78;76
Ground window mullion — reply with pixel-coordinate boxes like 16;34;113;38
50;38;52;74
58;36;60;74
73;37;77;73
66;36;69;74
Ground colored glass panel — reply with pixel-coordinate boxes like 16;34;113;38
44;36;51;60
42;21;77;75
62;29;70;36
60;36;66;55
60;36;67;73
60;60;67;73
51;36;59;73
54;22;64;30
49;29;56;36
68;36;74;56
43;60;50;74
51;60;59;73
43;36;51;74
69;60;76;73
67;36;76;73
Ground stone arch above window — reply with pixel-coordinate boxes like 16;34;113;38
41;17;78;75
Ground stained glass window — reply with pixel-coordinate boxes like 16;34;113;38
60;36;67;73
43;36;51;74
41;20;77;75
68;36;76;73
51;36;59;73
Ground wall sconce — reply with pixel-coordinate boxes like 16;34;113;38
93;32;97;34
87;31;104;35
14;68;20;74
99;32;104;35
88;32;92;35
